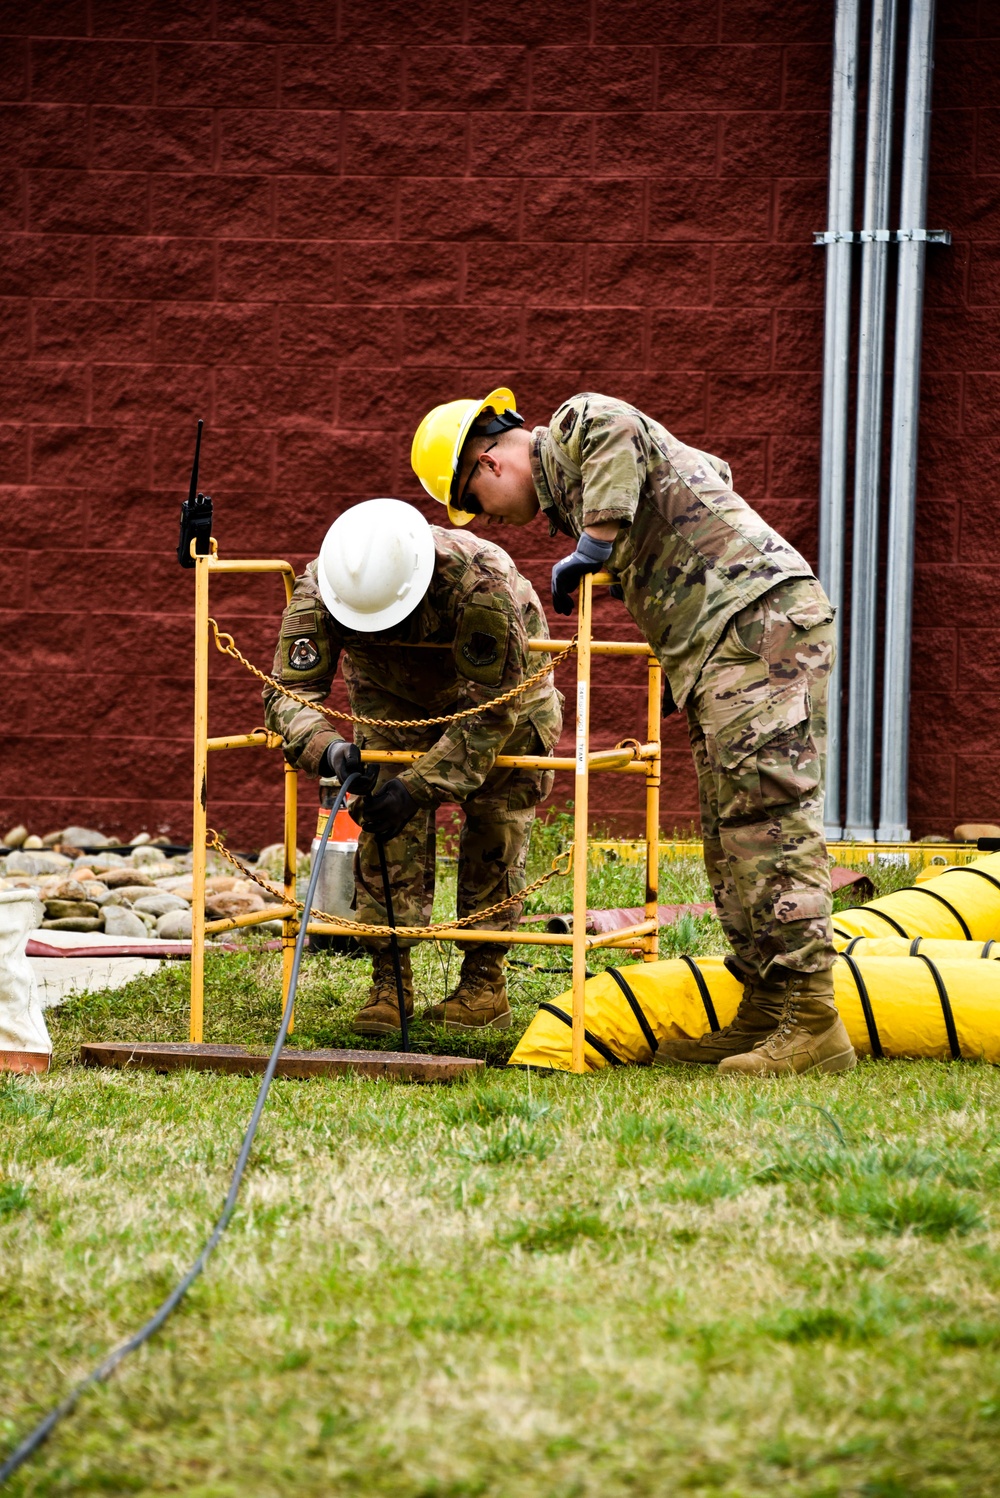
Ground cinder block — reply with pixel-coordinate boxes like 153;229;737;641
918;564;1000;623
405;47;527;111
658;45;783;110
931;107;975;176
30;425;151;487
0;300;29;360
917;372;962;433
215;365;336;426
341;243;461;303
340;0;462;44
714;245;824;307
721;112;828;176
914;502;958;564
92;106;213;171
958;498;1000;561
276;431;393;492
768;435;819;499
720;0;829;44
593;113;716;177
155;43;278;108
218;239;338;301
709;434;766;495
91;364;213;424
94;237;216;300
0;234;89;298
215;0;338;42
28;169;148;235
0;40;28;100
0;364;88;423
154;301;275;363
774;177;826;242
336;367;457;429
0;425;29;484
276;176;394;240
781;43;832;111
281;45;403;110
34;300;154;362
0;170;24;233
523;179;644;242
88;737;193;801
532;47;655;111
911;628;958;694
30;39;153;104
649;178;770;242
219;107;341;174
772;310;823;370
594;0;715;43
344;112;467;177
150;173;273;237
465;244;585;304
651;310;772;369
152;424;272;491
709;373;821;434
277;303;397;365
590;244;712;304
87;611;191;672
0;103;88;168
30;549;151;613
524;308;644;367
90;0;212;40
470;113;591;175
924;238;969;308
0;610;83;676
399;177;520;242
400;306;521;366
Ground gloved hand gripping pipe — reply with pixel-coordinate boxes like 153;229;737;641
0;770;370;1485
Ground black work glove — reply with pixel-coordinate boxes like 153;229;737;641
360;778;418;841
551;533;614;615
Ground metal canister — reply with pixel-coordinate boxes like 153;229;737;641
310;777;361;952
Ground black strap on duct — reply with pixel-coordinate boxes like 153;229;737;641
913;953;962;1060
860;906;911;938
846;936;867;955
537;1002;622;1067
606;967;658;1059
953;866;1000;895
841;952;884;1059
907;886;973;940
908;937;923;955
679;954;720;1031
983;940;996;958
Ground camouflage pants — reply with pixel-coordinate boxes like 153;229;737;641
686;577;837;979
352;716;554;953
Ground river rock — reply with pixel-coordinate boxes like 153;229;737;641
3;825;28;849
41;916;104;932
129;832;151;846
61;826;110;848
954;823;1000;843
132;846;166;867
83;852;126;871
132;892;189;917
23;834;43;849
6;850;72;876
101;868;154;889
101;906;149;939
44;899;100;920
156;909;193;939
205;892;267;920
113;884;162;904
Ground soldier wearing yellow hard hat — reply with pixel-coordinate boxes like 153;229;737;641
411;386;854;1082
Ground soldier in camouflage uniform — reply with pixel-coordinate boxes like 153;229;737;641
263;501;562;1036
410;390;854;1077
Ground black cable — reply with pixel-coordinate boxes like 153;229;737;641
374;832;409;1052
0;771;367;1486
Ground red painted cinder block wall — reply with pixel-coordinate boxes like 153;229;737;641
0;0;995;850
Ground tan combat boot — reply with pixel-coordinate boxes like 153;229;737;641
718;967;856;1077
425;947;512;1030
352;948;414;1036
653;967;787;1067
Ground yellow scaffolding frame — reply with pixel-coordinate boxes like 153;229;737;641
189;541;662;1075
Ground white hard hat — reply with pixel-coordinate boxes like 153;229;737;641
317;499;436;632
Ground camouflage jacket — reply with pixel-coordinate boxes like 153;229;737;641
530;392;815;708
262;526;563;806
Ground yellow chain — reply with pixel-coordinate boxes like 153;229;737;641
209;619;576;731
205;830;574;938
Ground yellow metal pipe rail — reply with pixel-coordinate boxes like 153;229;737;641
190;555;662;1071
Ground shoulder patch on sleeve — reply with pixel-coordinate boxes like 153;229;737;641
557;403;579;441
455;603;510;687
280;605;331;683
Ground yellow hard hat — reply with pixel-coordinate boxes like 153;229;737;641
410;386;520;526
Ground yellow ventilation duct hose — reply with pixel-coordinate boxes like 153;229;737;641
833;935;1000;960
832;852;1000;942
508;954;1000;1072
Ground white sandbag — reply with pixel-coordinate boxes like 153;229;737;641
0;889;51;1073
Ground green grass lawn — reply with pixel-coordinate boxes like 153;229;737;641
4;850;1000;1495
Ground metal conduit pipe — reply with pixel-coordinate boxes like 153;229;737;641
877;0;938;842
816;0;861;840
844;0;899;841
